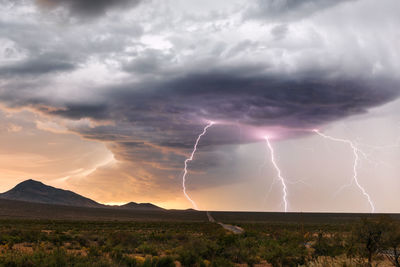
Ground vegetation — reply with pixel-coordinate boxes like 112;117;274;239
0;217;400;266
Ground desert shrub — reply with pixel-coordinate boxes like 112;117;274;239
142;256;175;267
137;243;158;256
120;255;140;267
110;245;124;262
174;233;189;242
263;237;307;267
75;235;90;247
47;232;72;246
177;249;201;267
237;237;259;265
217;233;237;247
154;256;175;267
190;239;216;260
312;232;345;258
19;230;41;243
0;248;111;267
47;248;68;266
381;219;400;267
211;257;234;267
141;257;153;267
87;246;102;258
148;232;171;243
352;218;389;266
107;231;139;248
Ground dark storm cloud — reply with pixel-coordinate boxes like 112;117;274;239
122;49;175;74
14;68;394;174
17;69;399;149
49;104;109;120
110;72;400;130
245;0;356;21
36;0;142;17
0;54;76;77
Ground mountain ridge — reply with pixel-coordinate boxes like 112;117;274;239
0;179;163;211
118;202;163;210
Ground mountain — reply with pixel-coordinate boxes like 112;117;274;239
118;202;163;211
0;179;102;208
0;179;164;210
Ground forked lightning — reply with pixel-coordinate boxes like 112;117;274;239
181;121;214;210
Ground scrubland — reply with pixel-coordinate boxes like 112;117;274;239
1;216;400;266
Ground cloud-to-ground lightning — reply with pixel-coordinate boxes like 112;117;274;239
260;144;310;208
182;121;214;210
313;129;375;213
264;137;289;212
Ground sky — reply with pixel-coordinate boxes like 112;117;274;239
0;0;399;212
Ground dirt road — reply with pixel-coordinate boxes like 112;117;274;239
207;211;244;234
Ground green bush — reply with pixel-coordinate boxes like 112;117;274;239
312;232;345;257
177;249;201;267
155;256;175;267
211;257;234;267
137;243;158;256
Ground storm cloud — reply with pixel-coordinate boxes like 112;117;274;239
35;0;142;17
0;53;76;77
245;0;356;22
8;68;399;152
1;0;399;149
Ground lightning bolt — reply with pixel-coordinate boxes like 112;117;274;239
313;129;375;213
182;121;214;210
264;137;289;212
